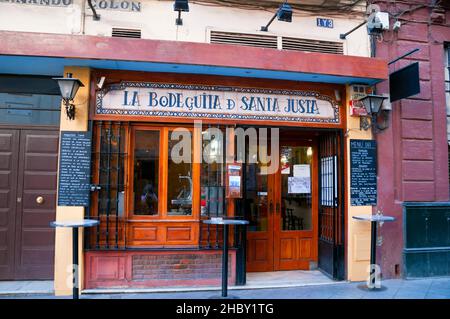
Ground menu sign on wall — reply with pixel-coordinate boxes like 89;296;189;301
58;131;92;207
96;82;340;124
350;139;377;206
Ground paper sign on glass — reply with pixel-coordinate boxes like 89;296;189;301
288;176;311;194
229;176;241;187
226;163;242;198
293;164;310;178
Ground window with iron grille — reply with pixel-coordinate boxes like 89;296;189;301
86;122;243;251
87;121;127;250
320;155;338;207
318;131;345;279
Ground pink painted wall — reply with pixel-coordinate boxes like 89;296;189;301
374;1;449;278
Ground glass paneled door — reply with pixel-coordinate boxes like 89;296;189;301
245;161;275;272
274;142;318;270
246;132;318;272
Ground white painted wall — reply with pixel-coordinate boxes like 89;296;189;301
0;1;84;34
0;0;370;57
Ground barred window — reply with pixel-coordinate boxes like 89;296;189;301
320;155;338;207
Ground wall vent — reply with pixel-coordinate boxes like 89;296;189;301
210;31;278;49
112;28;142;39
210;30;343;55
282;37;343;55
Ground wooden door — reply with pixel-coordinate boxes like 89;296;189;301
246;137;319;272
0;129;20;279
273;141;318;270
246;164;275;272
0;129;58;280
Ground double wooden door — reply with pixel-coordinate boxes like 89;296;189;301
0;128;58;280
246;139;318;272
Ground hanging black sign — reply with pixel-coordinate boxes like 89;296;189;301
389;62;420;102
57;131;92;207
350;139;377;206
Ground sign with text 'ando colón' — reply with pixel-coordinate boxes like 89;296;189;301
0;0;142;12
96;82;341;124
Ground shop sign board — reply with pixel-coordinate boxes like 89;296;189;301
96;82;341;124
0;0;73;7
57;131;92;207
350;139;377;206
389;62;420;102
0;0;141;11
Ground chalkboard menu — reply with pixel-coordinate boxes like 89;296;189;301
350;139;377;206
58;131;92;207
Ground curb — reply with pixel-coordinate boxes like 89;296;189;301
82;281;348;295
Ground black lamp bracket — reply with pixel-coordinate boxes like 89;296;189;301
359;111;389;133
340;20;367;39
359;115;372;131
261;13;277;32
64;99;76;121
176;10;183;26
87;0;100;21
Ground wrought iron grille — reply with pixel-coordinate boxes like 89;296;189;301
86;121;127;250
85;122;246;255
318;130;345;280
319;132;335;243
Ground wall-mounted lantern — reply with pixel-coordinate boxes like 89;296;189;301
358;94;389;133
174;0;189;26
260;1;293;32
53;73;84;121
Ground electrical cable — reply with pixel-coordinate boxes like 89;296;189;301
158;0;367;16
370;0;449;45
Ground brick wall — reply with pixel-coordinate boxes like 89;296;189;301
374;0;450;278
85;250;237;289
132;253;232;281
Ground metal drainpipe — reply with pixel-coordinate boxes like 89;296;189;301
370;31;391;132
80;0;86;34
370;33;376;59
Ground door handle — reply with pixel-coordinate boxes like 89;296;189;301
269;201;274;214
36;196;45;205
276;203;280;214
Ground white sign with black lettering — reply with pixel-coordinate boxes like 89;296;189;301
96;82;341;124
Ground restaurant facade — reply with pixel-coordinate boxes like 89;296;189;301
0;0;395;296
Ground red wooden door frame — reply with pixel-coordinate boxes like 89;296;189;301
273;139;319;271
0;129;20;280
247;135;319;272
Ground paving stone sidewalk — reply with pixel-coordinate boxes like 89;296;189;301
0;278;449;299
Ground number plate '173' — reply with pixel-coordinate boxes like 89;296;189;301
317;18;334;28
